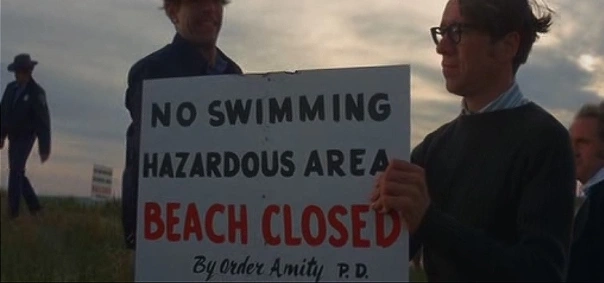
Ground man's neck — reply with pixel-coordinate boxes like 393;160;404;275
16;77;31;86
463;73;515;113
198;47;218;68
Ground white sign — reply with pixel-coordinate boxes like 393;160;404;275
91;164;113;199
136;65;411;282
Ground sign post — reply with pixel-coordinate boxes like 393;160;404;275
135;65;411;282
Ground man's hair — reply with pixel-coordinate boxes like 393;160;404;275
575;101;604;142
458;0;554;74
162;0;230;10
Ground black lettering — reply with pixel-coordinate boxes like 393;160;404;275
242;152;260;178
368;93;391;121
261;151;279;177
327;150;346;176
355;263;368;279
151;103;170;127
176;102;197;127
370;149;389;175
208;100;224;127
256;99;263;124
220;259;230;273
299;95;325;121
333;94;340;122
350;149;365;176
207;152;222;177
345;93;364;121
159;153;174;178
224;152;240;177
190;153;205;177
269;258;283;277
337;263;350;278
229;260;238;274
281;151;295;177
175;152;189;178
235;256;250;274
226;100;252;125
269;97;293;123
304;150;323;176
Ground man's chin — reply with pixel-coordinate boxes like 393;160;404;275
445;81;465;97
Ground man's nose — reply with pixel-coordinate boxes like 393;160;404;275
436;36;455;55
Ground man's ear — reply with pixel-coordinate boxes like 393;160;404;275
165;4;179;25
496;32;521;63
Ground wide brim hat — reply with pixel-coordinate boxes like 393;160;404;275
7;53;38;72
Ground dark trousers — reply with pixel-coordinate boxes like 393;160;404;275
7;133;41;218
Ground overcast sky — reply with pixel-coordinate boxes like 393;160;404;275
1;0;602;197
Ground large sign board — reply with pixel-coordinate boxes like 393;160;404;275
136;65;411;282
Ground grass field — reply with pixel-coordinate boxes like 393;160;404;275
0;190;426;282
0;191;134;282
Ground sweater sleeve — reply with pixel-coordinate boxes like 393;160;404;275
413;125;575;281
408;141;427;261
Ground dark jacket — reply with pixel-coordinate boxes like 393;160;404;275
567;180;604;281
122;33;243;249
0;79;51;155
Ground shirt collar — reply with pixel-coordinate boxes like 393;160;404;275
582;167;604;196
171;33;229;75
461;81;522;115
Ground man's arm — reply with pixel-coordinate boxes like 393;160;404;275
122;62;147;250
0;84;11;147
33;88;51;159
408;141;427;261
413;125;575;281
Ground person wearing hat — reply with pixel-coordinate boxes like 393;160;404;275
0;53;51;219
121;0;243;250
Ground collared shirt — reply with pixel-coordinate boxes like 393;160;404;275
581;167;604;196
461;81;531;115
207;54;228;75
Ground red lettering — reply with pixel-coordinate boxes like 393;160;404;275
283;205;302;245
143;202;251;245
166;202;181;242
301;205;327;246
183;203;202;241
144;202;164;240
351;205;370;248
228;205;248;244
206;204;225;243
262;205;280;245
328;205;348;247
376;211;401;247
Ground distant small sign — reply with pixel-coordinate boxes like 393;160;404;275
91;164;113;199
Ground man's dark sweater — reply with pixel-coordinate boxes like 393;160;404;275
410;102;576;281
567;180;604;281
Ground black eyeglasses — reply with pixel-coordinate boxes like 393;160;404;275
430;23;477;45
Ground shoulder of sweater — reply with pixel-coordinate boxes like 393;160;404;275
421;116;460;142
517;103;570;141
217;48;244;74
127;44;173;83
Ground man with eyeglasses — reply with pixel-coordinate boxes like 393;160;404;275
370;0;576;281
121;0;243;250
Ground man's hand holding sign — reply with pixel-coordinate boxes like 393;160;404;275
372;160;431;235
